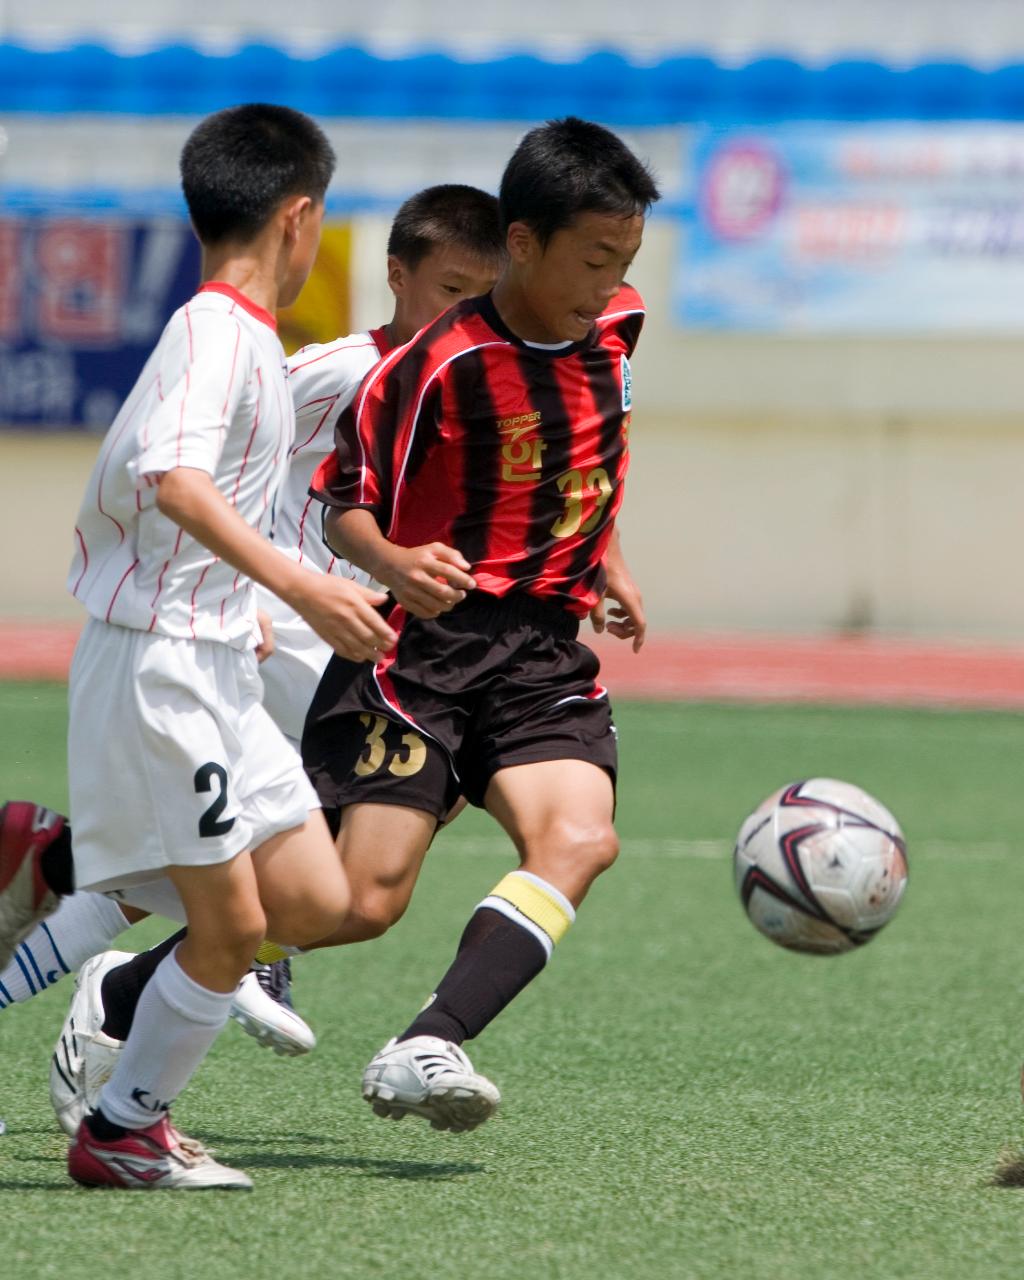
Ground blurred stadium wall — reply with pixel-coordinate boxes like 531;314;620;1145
3;2;1024;637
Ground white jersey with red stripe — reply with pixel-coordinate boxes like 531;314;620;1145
255;327;389;742
68;282;292;650
274;328;387;574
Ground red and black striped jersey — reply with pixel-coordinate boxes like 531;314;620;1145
310;286;644;617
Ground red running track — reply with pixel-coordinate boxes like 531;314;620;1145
587;632;1024;709
3;620;1024;709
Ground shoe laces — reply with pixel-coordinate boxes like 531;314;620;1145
168;1122;214;1161
406;1039;471;1081
253;958;293;1008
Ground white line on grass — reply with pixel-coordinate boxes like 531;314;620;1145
434;835;1017;860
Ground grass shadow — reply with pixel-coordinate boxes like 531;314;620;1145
229;1151;485;1179
991;1147;1024;1188
4;1148;484;1187
197;1130;336;1147
196;1131;485;1179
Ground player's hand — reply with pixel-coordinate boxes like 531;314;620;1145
293;576;397;662
593;565;646;653
376;543;476;619
254;610;275;663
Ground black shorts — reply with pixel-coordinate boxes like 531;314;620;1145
301;591;617;823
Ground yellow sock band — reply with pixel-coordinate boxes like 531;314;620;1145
255;941;289;965
486;871;574;948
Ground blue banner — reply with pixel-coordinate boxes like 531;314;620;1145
0;217;199;428
678;123;1024;332
3;45;1024;125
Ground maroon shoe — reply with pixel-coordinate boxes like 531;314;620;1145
69;1113;252;1190
0;801;67;971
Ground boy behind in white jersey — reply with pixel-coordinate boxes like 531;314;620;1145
59;103;396;1190
262;183;507;743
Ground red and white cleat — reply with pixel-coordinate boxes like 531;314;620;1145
0;802;68;971
68;1114;252;1190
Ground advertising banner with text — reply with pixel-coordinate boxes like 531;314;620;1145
678;124;1024;332
0;218;352;430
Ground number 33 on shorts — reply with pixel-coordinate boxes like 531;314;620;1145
355;714;427;778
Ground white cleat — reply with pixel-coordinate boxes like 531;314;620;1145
50;950;132;1137
362;1035;500;1132
230;961;316;1057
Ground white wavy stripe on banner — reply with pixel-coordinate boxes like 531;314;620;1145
7;0;1024;66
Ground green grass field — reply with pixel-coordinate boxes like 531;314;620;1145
3;681;1024;1279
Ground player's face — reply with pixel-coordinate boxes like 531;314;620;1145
512;210;645;343
389;244;501;341
279;198;326;309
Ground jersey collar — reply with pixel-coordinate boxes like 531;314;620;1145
198;281;278;332
368;325;395;356
476;293;594;357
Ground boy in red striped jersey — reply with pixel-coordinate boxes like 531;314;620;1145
303;117;659;1131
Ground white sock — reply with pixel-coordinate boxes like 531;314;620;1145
97;948;236;1130
0;892;129;1008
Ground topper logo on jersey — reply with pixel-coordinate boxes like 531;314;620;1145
620;355;633;411
498;413;546;483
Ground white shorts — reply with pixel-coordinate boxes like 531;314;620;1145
68;619;318;895
256;587;332;746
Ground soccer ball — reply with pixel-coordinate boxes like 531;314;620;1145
733;778;908;955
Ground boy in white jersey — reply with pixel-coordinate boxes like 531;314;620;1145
10;185;505;1136
0;188;505;1135
57;104;396;1191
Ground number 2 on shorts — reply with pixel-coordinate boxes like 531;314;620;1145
194;761;236;837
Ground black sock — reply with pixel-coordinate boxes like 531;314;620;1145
398;908;547;1045
85;1108;129;1142
40;823;75;897
100;927;187;1039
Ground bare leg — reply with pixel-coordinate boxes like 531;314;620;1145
305;803;436;948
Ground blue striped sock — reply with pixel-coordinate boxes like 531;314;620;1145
0;892;128;1008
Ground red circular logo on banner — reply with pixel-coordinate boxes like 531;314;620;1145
701;141;785;240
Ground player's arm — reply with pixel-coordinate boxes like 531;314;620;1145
156;468;397;660
323;507;475;621
590;524;646;653
313;351;475;620
137;311;395;660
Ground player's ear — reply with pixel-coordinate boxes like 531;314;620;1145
505;221;538;265
282;194;314;243
386;254;408;298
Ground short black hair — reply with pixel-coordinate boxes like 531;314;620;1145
387;184;506;270
499;117;660;246
181;103;335;246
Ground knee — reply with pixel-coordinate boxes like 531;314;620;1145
552;819;620;876
523;820;620;898
342;888;408;942
266;881;351;949
193;906;267;971
588;824;620;875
